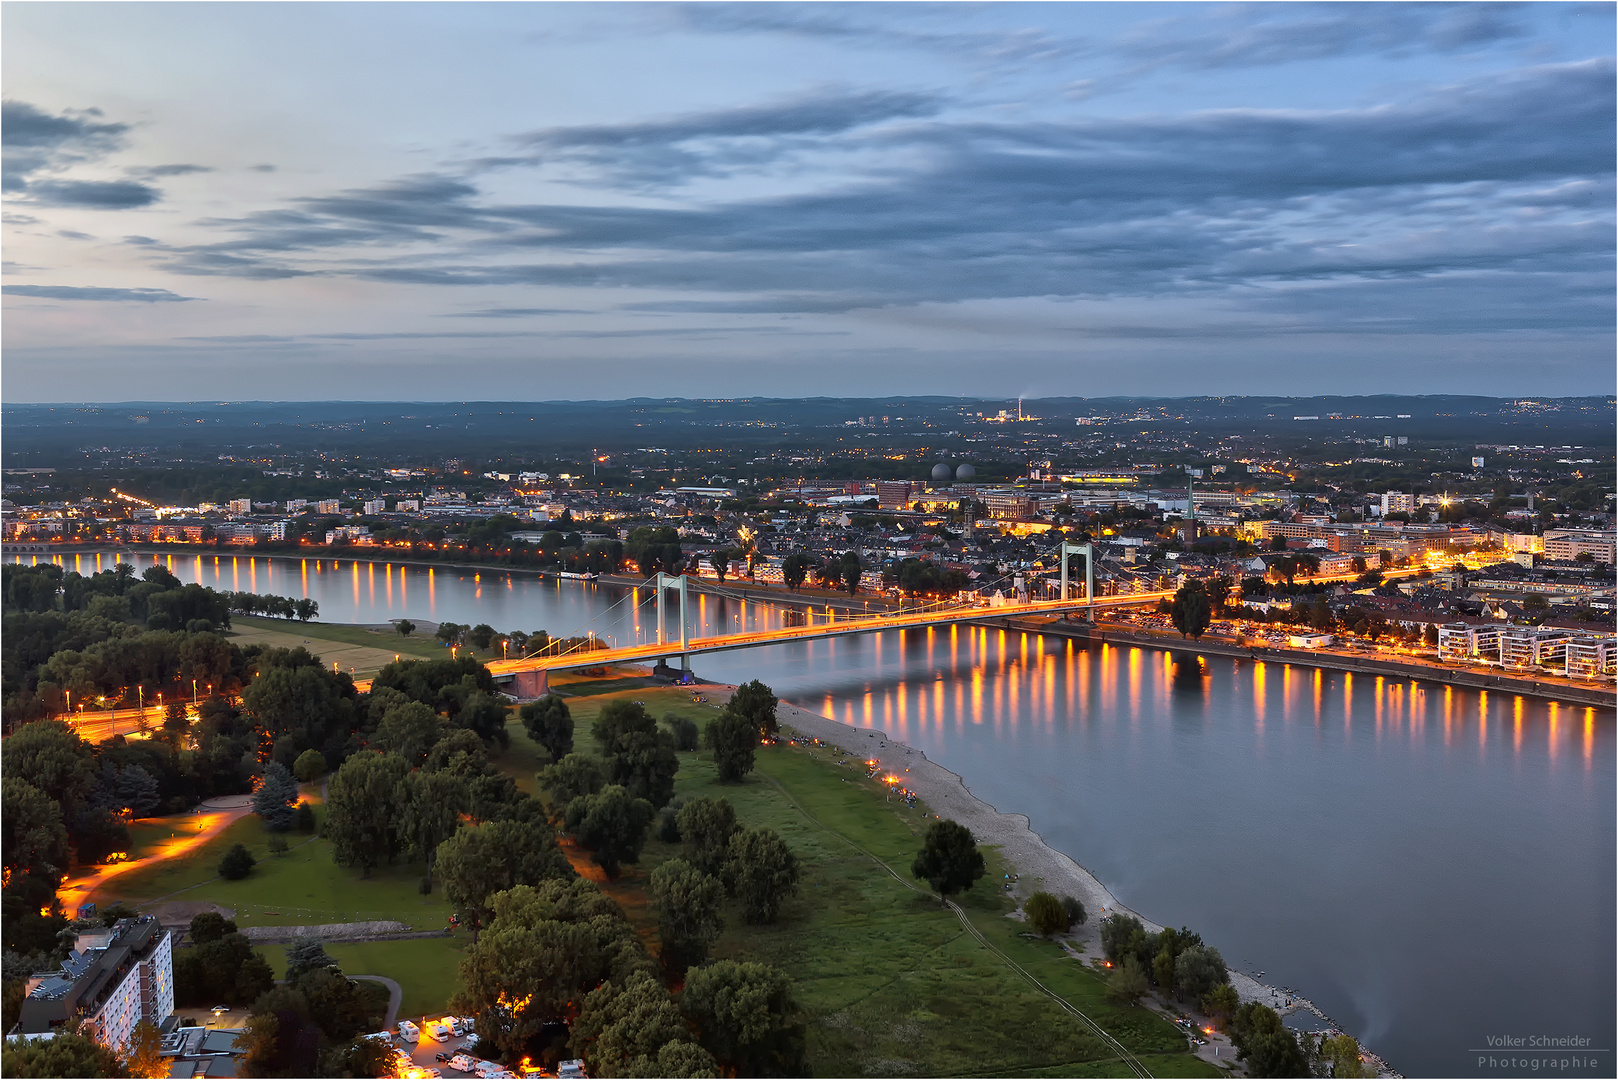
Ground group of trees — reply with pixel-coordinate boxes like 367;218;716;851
235;941;394;1078
1100;915;1242;1034
223;591;318;622
455;877;806;1077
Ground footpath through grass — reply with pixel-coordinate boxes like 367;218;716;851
497;684;1217;1078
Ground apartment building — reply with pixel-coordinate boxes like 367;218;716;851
14;917;173;1053
1543;529;1616;565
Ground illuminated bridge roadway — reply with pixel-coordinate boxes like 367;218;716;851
417;590;1179;696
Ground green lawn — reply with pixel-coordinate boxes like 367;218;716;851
493;683;1217;1078
105;815;453;930
322;938;471;1021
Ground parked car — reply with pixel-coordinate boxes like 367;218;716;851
448;1017;466;1037
426;1021;452;1042
436;1051;451;1062
558;1060;587;1079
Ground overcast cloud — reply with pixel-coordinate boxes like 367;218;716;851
2;2;1611;401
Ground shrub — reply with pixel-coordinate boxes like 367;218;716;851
218;843;256;880
1024;892;1067;936
267;836;289;856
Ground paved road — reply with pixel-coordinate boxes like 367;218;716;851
352;975;403;1029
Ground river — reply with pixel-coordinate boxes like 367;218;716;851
17;551;1617;1076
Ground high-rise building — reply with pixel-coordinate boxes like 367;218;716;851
315;499;342;515
227;498;251;514
15;917;173;1052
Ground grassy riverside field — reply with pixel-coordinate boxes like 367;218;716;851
228;615;456;677
537;682;1218;1078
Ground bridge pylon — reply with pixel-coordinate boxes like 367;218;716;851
653;572;690;672
1057;541;1095;623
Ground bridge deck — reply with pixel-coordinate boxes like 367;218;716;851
477;592;1174;679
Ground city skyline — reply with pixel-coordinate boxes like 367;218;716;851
2;2;1613;401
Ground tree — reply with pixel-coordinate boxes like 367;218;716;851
220;842;257;880
728;680;780;737
253;762;300;830
1170;580;1212;639
1;1027;122;1078
594;700;679;810
283;941;338;983
372;701;445;766
572;971;712;1079
564;785;655;878
781;553;810;592
1174;945;1228;1002
1201;983;1239;1030
436;622;464;647
1206;576;1232;615
1024;892;1067;936
662;712;699;752
322;1035;396;1078
1105;957;1149;1006
2;777;70;890
396;619;416;638
648;859;725;971
727;828;800;924
398;770;466;872
677;797;738;877
189;911;239;943
911;819;985;905
324;751;410;877
520;695;574;761
0;718;96;815
454;690;510;745
295;967;369;1042
1321;1034;1368;1079
1061;894;1087;930
124;1019;168;1078
291;748;326;783
538;753;606;810
293;598;318;622
705;708;756;783
1230;1002;1309;1078
680;960;806;1078
842;551;863;596
435;819;574;936
469;623;497;650
455;881;651;1061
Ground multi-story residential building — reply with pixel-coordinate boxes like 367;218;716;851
361;499;387;515
1438;622;1502;663
227;498;252;514
15;917;172;1052
1498;626;1570;669
1377;492;1416;516
315;499;342;515
1543;529;1616;565
1566;636;1617;678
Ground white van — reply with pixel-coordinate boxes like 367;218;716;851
426;1021;452;1042
397;1020;420;1042
448;1016;466;1037
450;1053;476;1072
558;1060;587;1079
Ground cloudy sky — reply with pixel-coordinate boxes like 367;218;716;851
3;2;1612;402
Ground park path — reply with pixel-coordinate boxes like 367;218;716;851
352;975;404;1029
60;796;257;919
